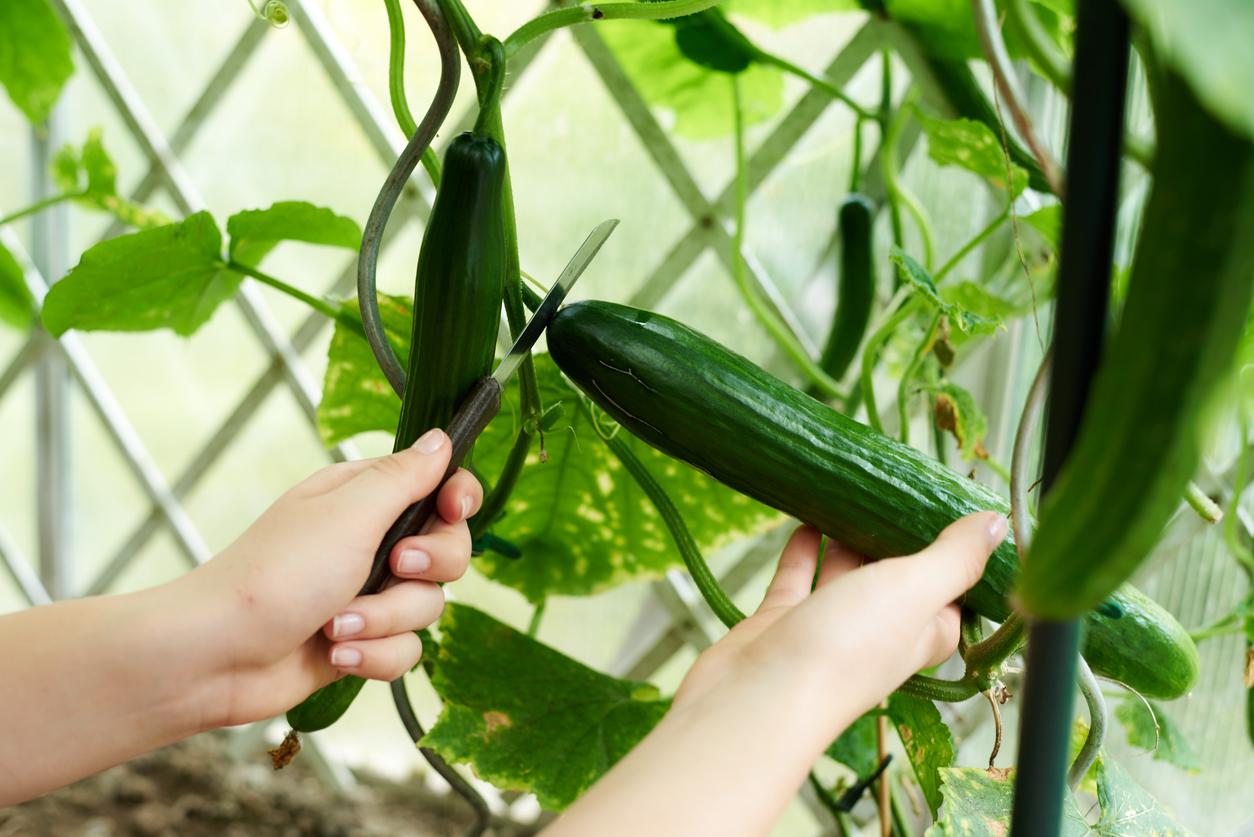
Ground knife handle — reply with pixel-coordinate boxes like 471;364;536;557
358;376;503;597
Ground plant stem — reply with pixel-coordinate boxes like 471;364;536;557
880;92;935;269
503;0;724;57
879;52;905;254
599;414;745;629
860;292;919;434
1068;658;1106;788
730;77;846;401
227;261;365;337
934;205;1011;283
896;311;941;445
1004;0;1070;92
0;192;82;227
850;117;865;193
1184;481;1223;523
384;0;441;184
897;672;981;702
471;427;533;540
527;598;546;637
877;710;890;837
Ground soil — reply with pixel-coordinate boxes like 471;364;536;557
0;731;542;836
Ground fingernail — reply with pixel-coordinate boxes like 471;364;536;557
413;428;446;454
331;612;364;638
460;495;474;520
986;514;1009;547
331;647;362;668
398;549;431;574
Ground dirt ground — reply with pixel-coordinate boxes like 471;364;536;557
0;731;540;836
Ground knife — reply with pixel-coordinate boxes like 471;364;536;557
358;219;619;595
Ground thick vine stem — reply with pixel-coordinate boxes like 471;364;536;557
503;0;724;56
471;427;533;540
1067;658;1106;789
895;311;941;445
384;0;442;184
971;0;1066;197
358;0;460;395
390;677;491;837
1011;351;1052;556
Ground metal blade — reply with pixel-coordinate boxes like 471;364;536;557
492;218;619;385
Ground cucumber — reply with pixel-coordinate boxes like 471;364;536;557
548;300;1199;698
287;676;364;733
1020;71;1254;618
817;195;876;382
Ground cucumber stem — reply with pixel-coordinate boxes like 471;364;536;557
730;77;847;401
895;310;941;445
472;427;533;540
860;293;919;434
383;0;441;185
526;598;546;637
226;261;364;337
0;191;83;227
1223;417;1254;578
1183;481;1223;524
1067;658;1106;788
880;91;935;270
933;205;1010;283
879;52;906;254
503;0;725;57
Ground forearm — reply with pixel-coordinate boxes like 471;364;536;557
0;575;227;804
548;665;851;836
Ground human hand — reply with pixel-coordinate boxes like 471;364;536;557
187;428;482;728
675;511;1008;725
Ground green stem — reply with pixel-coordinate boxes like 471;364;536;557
527;598;546;637
896;311;941;445
1004;0;1070;92
1189;617;1245;643
226;261;364;337
860;292;919;434
898;671;982;702
436;0;481;56
880;92;935;269
1224;418;1254;578
934;205;1011;283
600;415;744;629
849;117;865;194
1184;481;1223;524
964;611;1026;676
730;77;846;401
503;0;724;57
879;51;905;254
383;0;441;185
0;191;82;227
471;428;534;540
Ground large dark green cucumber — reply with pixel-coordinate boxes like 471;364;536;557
548;300;1199;698
288;133;506;733
817;195;876;382
1021;72;1254;618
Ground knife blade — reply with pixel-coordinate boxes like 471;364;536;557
357;219;618;595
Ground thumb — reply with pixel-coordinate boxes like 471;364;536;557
902;511;1008;611
336;428;453;533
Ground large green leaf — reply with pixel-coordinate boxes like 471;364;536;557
1093;755;1195;835
0;242;35;331
41;212;238;337
317;293;410;445
422;604;670;811
226;200;362;268
917;112;1029;197
0;0;73;125
886;691;954;817
1113;696;1200;773
472;354;779;602
52;129;171;230
1121;0;1254;142
601;19;783;139
925;767;1090;835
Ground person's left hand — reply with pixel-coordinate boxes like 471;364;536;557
184;427;480;728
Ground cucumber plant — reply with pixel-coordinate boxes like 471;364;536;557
4;0;1253;832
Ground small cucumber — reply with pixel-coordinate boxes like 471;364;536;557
818;195;877;382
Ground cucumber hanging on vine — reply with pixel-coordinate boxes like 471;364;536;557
548;300;1200;699
286;132;507;734
817;195;877;383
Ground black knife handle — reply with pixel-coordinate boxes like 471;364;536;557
358;376;503;596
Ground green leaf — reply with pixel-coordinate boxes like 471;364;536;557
317;293;410;445
0;241;35;331
925;767;1090;835
41;212;236;337
917;112;1029;196
1093;755;1196;835
226;201;362;268
601;19;783;139
1120;0;1254;142
1022;204;1062;252
51;129;171;230
0;0;73;125
940;281;1025;320
886;691;954;817
728;0;860;27
825;710;879;777
422;604;670;811
1113;696;1201;773
891;248;1001;334
472;355;779;602
930;380;989;460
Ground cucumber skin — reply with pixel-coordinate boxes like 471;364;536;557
1021;72;1254;617
394;132;506;450
548;300;1199;699
818;195;876;382
287;676;364;733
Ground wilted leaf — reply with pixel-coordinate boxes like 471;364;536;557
886;691;954;817
931;380;989;460
422;604;670;810
0;0;73;125
1113;696;1200;773
926;767;1090;835
41;212;237;337
226;201;362;268
917;112;1029;196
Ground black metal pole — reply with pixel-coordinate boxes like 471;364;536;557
1010;0;1131;833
